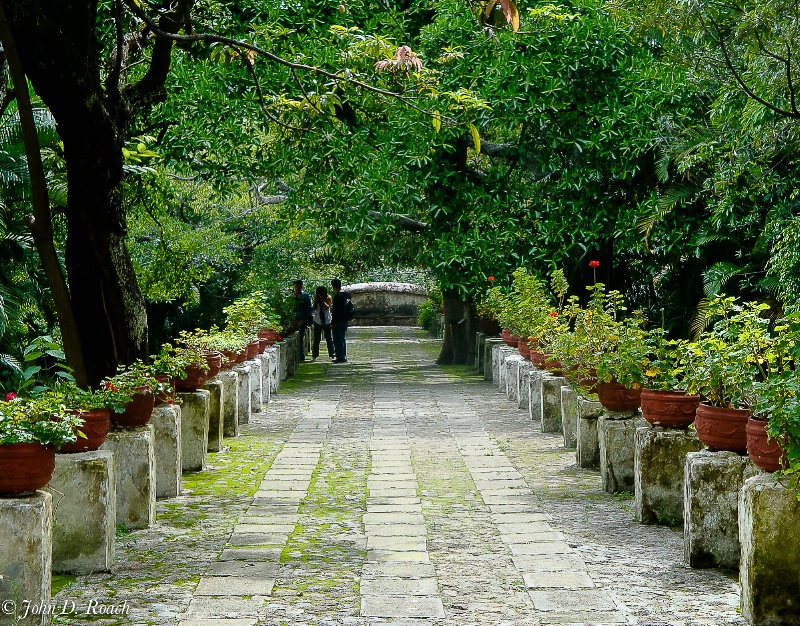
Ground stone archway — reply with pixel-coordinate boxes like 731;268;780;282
343;282;429;326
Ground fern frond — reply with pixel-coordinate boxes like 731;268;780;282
690;297;712;339
703;261;744;298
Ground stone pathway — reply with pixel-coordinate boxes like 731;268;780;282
52;327;745;626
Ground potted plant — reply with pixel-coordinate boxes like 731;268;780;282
51;381;128;451
175;330;214;389
640;329;700;428
0;392;83;494
105;361;158;427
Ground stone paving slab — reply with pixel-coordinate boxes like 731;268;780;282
184;596;267;618
362;562;438;577
495;521;555;534
206;561;280;577
364;512;426;524
360;578;439;595
509;541;574;555
522;571;595;589
529;589;618;611
228;533;287;546
500;531;566;543
178;620;258;626
194;577;275;596
219;547;282;561
513;554;587;572
233;523;296;533
367;504;424;513
367;549;431;562
367;535;428;551
361;596;446;618
367;496;422;506
491;512;551;523
364;524;428;536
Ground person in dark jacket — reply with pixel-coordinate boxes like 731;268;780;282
292;279;313;361
330;278;351;363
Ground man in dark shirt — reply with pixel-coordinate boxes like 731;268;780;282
330;278;350;363
293;279;313;362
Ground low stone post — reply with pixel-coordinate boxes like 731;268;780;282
634;426;704;525
598;411;646;494
739;474;800;625
576;397;603;468
248;358;262;413
259;352;271;405
475;331;486;373
498;347;517;391
151;404;181;498
177;390;210;472
684;450;759;569
484;338;503;382
285;334;298;376
528;368;544;426
0;491;52;626
100;425;156;529
517;362;533;411
232;363;251;426
47;451;115;573
203;378;224;452
265;345;280;393
278;340;289;382
541;375;567;434
216;370;238;438
504;354;525;402
561;386;579;448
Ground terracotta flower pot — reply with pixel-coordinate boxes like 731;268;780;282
746;417;787;473
246;340;260;360
112;386;154;428
640;388;700;428
694;404;749;453
205;351;223;378
59;408;111;452
502;328;518;348
596;381;642;412
235;349;248;363
517;339;531;360
258;338;269;353
0;442;56;495
221;350;235;369
258;328;280;345
175;364;208;392
154;374;175;406
529;343;547;368
543;356;564;377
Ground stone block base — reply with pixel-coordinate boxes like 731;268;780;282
0;491;52;626
265;346;280;394
684;450;758;569
517;362;533;410
740;474;800;625
233;364;251;425
634;426;704;525
528;368;544;426
48;451;115;573
598;413;647;493
561;386;579;448
177;390;210;472
576;398;603;469
259;353;272;405
278;340;288;382
484;339;503;381
248;359;262;412
217;370;239;438
504;355;525;402
203;379;224;452
474;332;486;374
151;404;181;498
541;375;566;434
101;425;155;529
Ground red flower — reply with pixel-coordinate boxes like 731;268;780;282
104;381;119;392
488;276;495;282
550;311;558;317
4;391;16;401
589;260;600;268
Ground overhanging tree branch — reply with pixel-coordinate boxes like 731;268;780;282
367;210;428;233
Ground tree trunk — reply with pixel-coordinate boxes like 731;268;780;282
436;289;477;365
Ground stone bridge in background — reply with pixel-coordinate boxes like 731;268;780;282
343;282;428;326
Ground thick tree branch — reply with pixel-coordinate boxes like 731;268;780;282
367;210;428;233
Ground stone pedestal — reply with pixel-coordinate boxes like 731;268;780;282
266;346;280;393
0;491;52;626
576;397;603;468
541;375;566;434
233;364;252;426
684;450;758;569
203;379;224;452
740;474;800;625
484;339;504;382
634;426;704;525
151;404;181;498
528;368;544;426
498;347;517;391
47;451;115;573
561;386;579;449
504;355;525;402
278;340;289;382
492;344;513;388
598;412;646;494
216;370;239;438
100;425;155;529
474;332;486;374
285;334;298;377
259;352;271;405
248;359;262;413
517;362;533;410
177;390;210;472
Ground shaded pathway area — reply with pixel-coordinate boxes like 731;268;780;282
53;327;744;626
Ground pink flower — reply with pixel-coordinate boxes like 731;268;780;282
5;391;16;401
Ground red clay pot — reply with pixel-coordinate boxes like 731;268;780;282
746;417;787;473
235;349;248;363
175;364;208;392
694;404;749;453
59;408;111;452
154;374;175;406
0;442;56;495
596;381;642;412
258;328;280;345
258;339;269;353
640;388;700;428
246;340;260;360
113;386;154;428
543;356;565;377
529;343;547;368
517;339;531;360
502;328;519;348
205;351;223;378
220;350;235;369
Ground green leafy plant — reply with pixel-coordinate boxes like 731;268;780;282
0;392;82;447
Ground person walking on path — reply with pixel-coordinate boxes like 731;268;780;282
311;285;335;362
330;278;351;363
292;279;313;362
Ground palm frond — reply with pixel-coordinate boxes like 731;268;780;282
0;353;22;373
703;261;744;298
690;297;713;339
